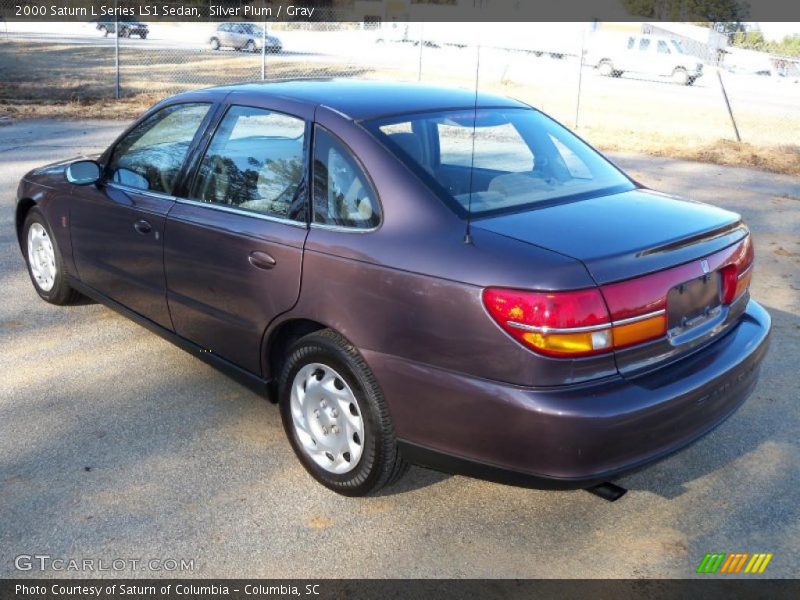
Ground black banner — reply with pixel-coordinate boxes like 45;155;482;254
1;0;800;23
2;579;800;600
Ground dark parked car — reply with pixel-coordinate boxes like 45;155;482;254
96;18;149;39
15;80;770;496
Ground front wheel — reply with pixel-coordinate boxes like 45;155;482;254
23;208;80;305
278;329;408;496
672;68;690;86
243;39;256;52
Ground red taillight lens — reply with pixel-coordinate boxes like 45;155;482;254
483;288;613;357
482;287;610;329
722;235;754;304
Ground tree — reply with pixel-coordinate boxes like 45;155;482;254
621;0;747;21
730;30;766;51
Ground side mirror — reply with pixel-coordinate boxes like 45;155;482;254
65;160;101;185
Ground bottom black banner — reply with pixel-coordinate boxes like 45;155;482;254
1;579;799;600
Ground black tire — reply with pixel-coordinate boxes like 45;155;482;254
278;329;408;496
22;208;80;305
140;32;147;40
120;27;130;38
210;37;220;50
244;39;256;52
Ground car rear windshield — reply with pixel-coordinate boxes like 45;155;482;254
363;108;634;217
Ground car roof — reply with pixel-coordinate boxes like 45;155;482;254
179;79;528;121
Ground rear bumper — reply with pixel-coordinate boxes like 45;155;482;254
366;300;771;489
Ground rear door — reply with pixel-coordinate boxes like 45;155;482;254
164;97;311;374
230;24;246;48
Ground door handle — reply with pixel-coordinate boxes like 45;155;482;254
248;251;276;270
134;219;152;234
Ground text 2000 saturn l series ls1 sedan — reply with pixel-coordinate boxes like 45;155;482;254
15;80;770;497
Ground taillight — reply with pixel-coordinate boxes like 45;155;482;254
484;236;754;358
721;235;753;304
483;285;673;357
483;287;622;357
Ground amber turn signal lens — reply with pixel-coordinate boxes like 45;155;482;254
611;314;667;349
734;268;752;302
522;329;612;357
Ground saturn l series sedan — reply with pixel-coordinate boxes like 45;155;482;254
15;80;770;496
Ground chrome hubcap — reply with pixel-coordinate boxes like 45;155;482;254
290;363;365;474
27;223;56;292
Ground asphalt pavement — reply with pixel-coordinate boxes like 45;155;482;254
1;119;799;578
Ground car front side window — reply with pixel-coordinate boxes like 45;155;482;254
107;103;210;195
312;126;380;229
190;105;307;221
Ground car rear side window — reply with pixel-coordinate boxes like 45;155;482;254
107;103;210;195
190;105;307;221
312;126;380;230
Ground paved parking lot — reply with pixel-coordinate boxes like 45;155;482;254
1;119;799;578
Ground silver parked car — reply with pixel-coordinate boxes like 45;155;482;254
209;23;282;53
586;33;703;85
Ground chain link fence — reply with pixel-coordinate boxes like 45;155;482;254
1;14;799;166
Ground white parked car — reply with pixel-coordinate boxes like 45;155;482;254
586;34;704;85
209;23;282;53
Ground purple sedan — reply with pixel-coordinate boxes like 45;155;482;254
15;80;770;496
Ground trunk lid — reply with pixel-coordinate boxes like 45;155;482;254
474;188;745;284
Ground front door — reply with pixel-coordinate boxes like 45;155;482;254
165;102;309;374
70;102;212;329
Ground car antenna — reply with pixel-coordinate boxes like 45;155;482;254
464;44;481;245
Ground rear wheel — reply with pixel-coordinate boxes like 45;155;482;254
598;60;615;77
209;37;220;50
278;329;408;496
23;208;80;305
139;32;147;40
243;39;256;52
